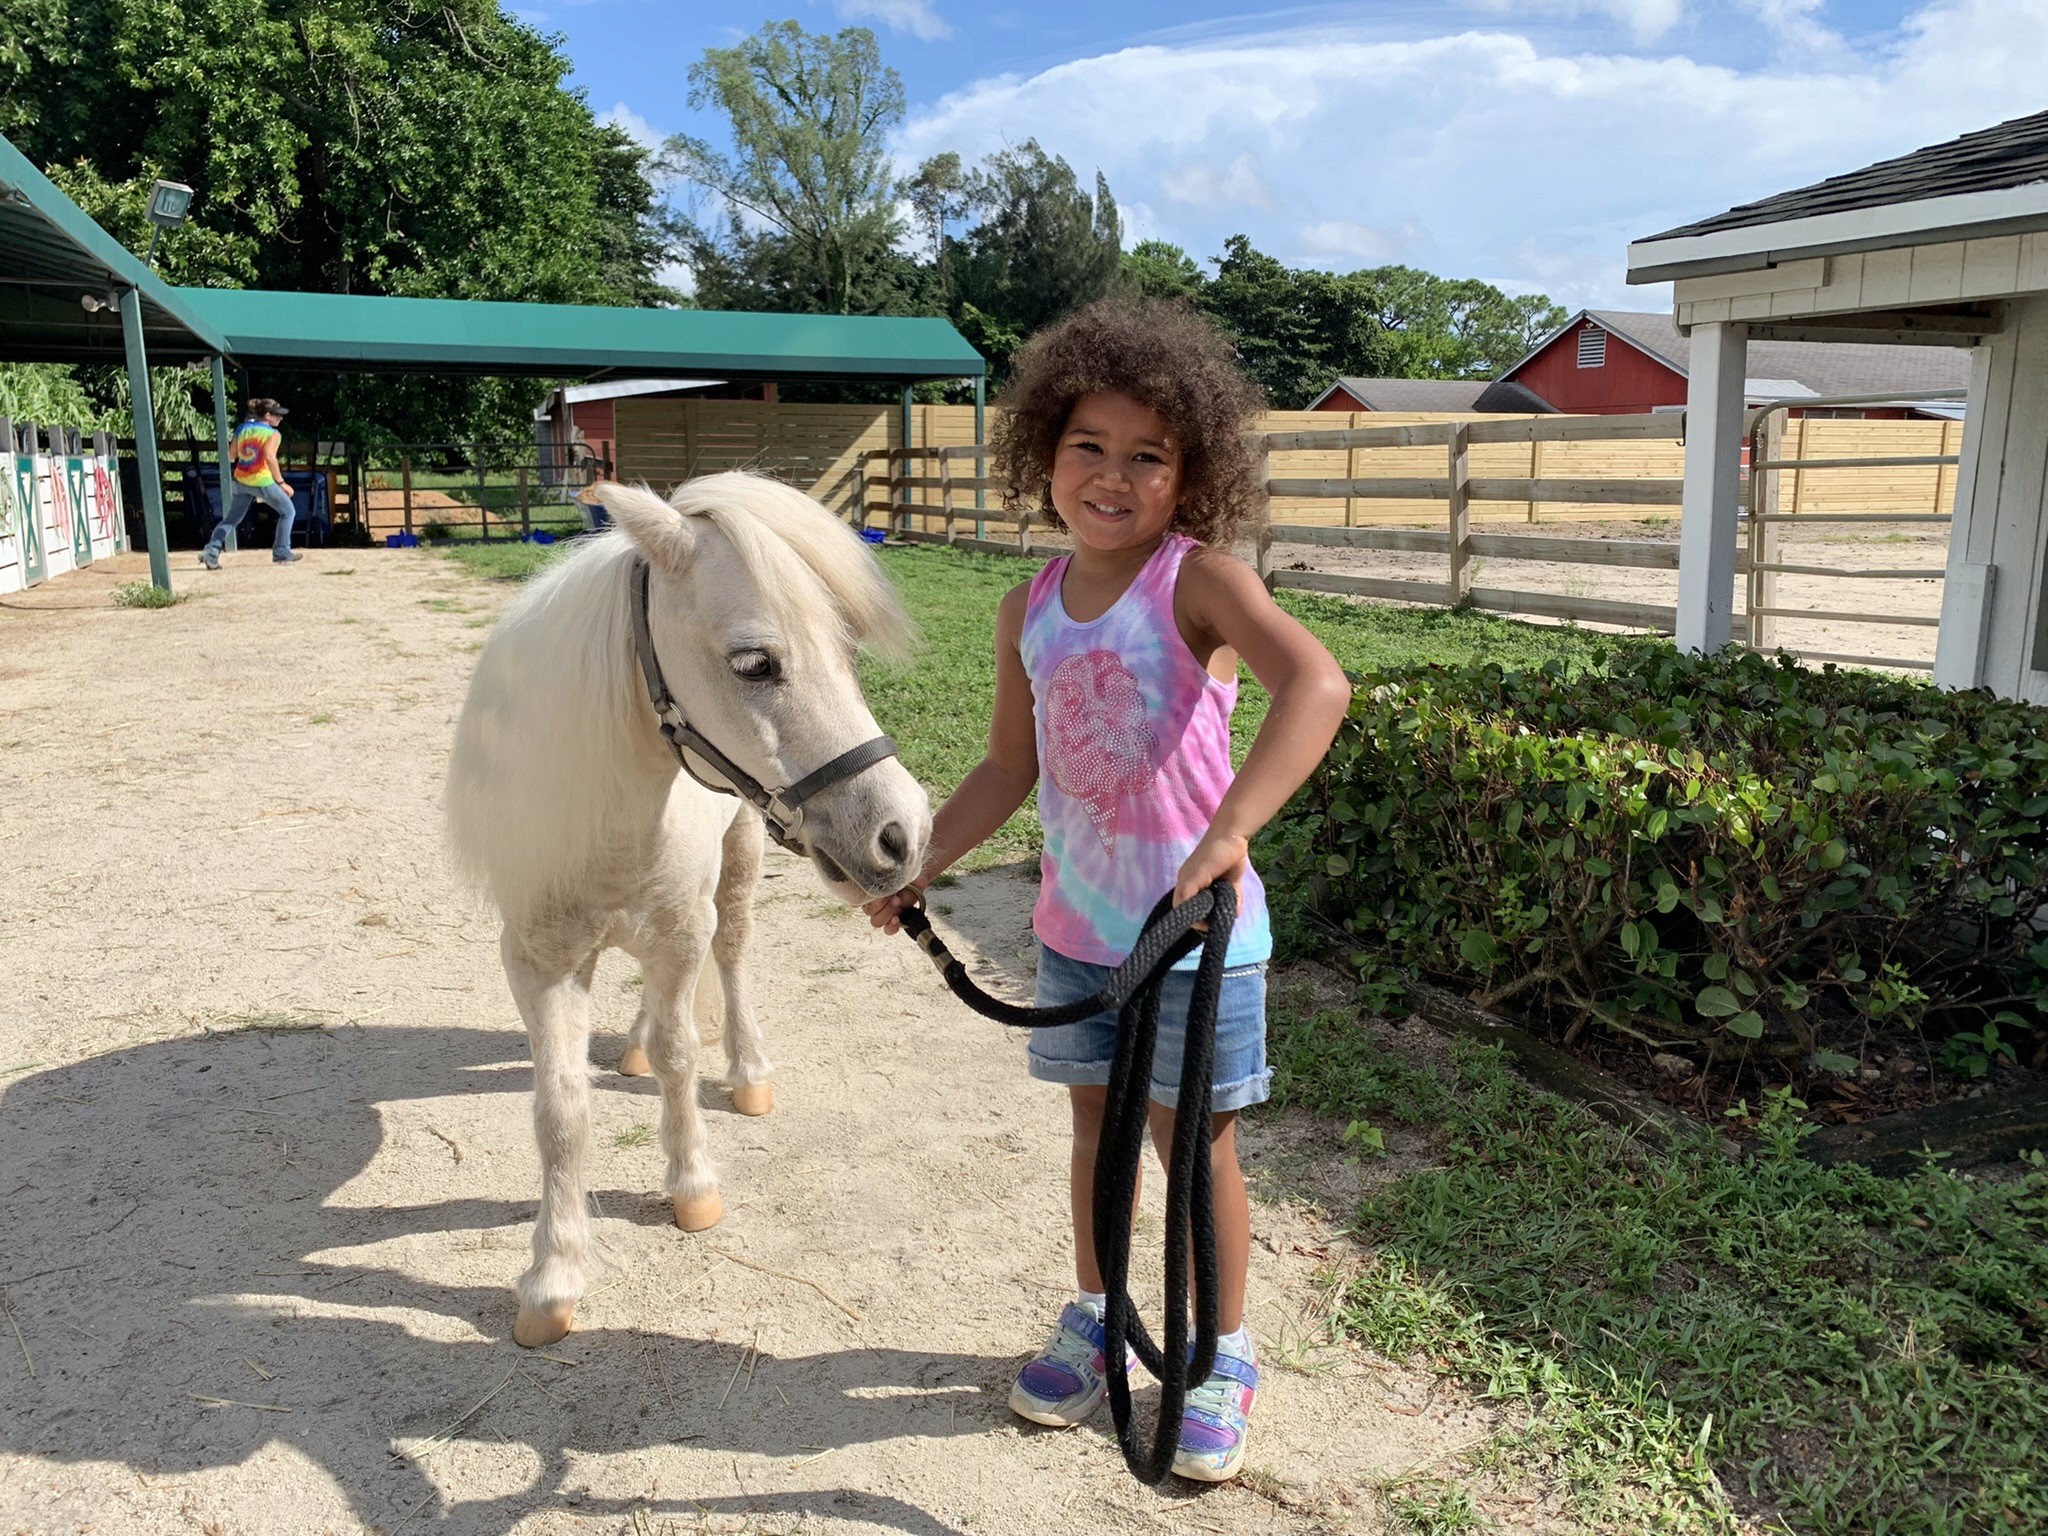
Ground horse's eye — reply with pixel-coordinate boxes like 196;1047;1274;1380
730;650;779;681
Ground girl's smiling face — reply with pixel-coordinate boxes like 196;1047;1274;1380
1048;391;1183;554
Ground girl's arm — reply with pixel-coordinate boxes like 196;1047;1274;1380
265;432;290;493
1172;549;1352;907
865;580;1039;933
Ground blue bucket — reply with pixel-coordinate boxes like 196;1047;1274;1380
386;531;420;548
521;531;557;545
859;528;886;546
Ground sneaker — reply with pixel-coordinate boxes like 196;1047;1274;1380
1171;1335;1258;1483
1009;1303;1134;1427
198;549;220;570
273;551;302;564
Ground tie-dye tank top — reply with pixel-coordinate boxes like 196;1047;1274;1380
1020;533;1272;970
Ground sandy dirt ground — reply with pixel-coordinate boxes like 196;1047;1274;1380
1273;518;1947;668
0;549;1509;1535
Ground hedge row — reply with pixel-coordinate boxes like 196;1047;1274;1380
1262;645;2048;1066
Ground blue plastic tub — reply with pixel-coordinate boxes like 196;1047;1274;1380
386;531;420;548
520;531;557;545
859;528;886;546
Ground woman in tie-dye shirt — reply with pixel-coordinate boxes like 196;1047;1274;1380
867;298;1350;1482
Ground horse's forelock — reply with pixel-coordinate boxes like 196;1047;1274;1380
670;473;914;663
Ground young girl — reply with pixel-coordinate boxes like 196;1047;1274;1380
867;297;1351;1482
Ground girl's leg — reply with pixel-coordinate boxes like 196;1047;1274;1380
1068;1085;1109;1292
1146;1105;1249;1335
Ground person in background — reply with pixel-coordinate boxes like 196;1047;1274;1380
200;397;299;568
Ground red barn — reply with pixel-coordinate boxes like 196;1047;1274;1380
1503;310;1968;419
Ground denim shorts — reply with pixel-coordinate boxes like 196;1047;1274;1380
1027;944;1271;1112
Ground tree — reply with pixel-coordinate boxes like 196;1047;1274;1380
1351;268;1565;379
1120;240;1205;302
5;0;673;447
950;141;1121;378
668;21;906;316
907;151;972;302
1198;236;1389;407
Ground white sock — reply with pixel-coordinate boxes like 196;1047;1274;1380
1076;1289;1107;1316
1219;1323;1253;1358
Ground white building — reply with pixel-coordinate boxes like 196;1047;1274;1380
1628;109;2048;699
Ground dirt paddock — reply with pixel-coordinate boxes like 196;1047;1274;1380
0;550;1502;1535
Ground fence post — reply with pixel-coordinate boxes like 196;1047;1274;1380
478;456;490;541
1255;435;1275;591
401;456;414;536
1446;422;1471;604
1526;436;1544;523
519;461;531;538
1345;415;1362;528
1749;413;1782;651
1018;505;1033;555
940;448;955;543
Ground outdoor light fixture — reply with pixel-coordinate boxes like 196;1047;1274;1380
79;292;119;314
143;178;193;267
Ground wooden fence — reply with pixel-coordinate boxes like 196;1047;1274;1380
0;420;126;594
855;409;1961;663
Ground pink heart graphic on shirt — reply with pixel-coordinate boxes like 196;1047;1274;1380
1044;650;1157;855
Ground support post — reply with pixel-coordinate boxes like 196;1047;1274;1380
1748;412;1783;650
210;355;237;552
402;455;414;535
1674;321;1749;654
973;373;987;539
1446;422;1472;604
1345;420;1362;528
478;456;489;541
899;384;915;536
518;461;530;537
118;285;172;593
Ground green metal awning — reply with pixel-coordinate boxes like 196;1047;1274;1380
172;287;985;382
0;136;229;363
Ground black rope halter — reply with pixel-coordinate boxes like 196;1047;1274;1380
900;885;1235;1486
630;556;900;854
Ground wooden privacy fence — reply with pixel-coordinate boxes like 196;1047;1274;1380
1252;413;1693;631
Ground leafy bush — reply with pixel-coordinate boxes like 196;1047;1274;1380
1264;644;2048;1066
111;580;184;609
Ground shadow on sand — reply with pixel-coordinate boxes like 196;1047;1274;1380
0;1024;1026;1534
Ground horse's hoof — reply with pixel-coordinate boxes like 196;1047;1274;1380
619;1044;651;1077
673;1190;724;1232
730;1081;774;1117
513;1302;577;1348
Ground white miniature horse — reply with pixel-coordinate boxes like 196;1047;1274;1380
447;474;930;1347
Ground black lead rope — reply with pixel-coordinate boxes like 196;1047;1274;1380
899;883;1236;1485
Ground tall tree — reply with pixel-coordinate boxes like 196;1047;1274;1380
950;141;1121;378
1352;268;1566;379
1120;240;1205;302
1199;236;1388;408
669;21;906;315
3;0;673;447
907;151;972;303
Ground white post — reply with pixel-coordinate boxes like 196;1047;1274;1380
1934;343;1998;691
1674;321;1748;653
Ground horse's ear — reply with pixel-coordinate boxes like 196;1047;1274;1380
598;483;696;572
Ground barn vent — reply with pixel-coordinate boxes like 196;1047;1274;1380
1577;326;1607;368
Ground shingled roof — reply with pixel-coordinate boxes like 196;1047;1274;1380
1647;109;2048;242
1310;377;1557;413
1562;310;1971;399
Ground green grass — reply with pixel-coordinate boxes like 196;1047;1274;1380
111;579;185;609
1261;996;2048;1535
434;537;572;584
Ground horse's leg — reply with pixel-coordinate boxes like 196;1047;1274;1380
619;998;652;1078
714;810;773;1117
637;902;723;1231
502;918;602;1348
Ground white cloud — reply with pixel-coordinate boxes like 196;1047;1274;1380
837;0;952;42
1159;153;1274;210
893;0;2048;310
599;101;664;150
1731;0;1842;53
1470;0;1688;44
1297;220;1412;263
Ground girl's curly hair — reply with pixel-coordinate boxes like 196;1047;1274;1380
991;296;1267;547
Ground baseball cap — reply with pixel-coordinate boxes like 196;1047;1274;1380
247;397;289;418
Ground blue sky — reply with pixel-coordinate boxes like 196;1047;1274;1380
523;0;2048;313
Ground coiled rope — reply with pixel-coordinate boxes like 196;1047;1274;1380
898;884;1235;1485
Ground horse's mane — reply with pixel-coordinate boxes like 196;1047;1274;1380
445;473;911;918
